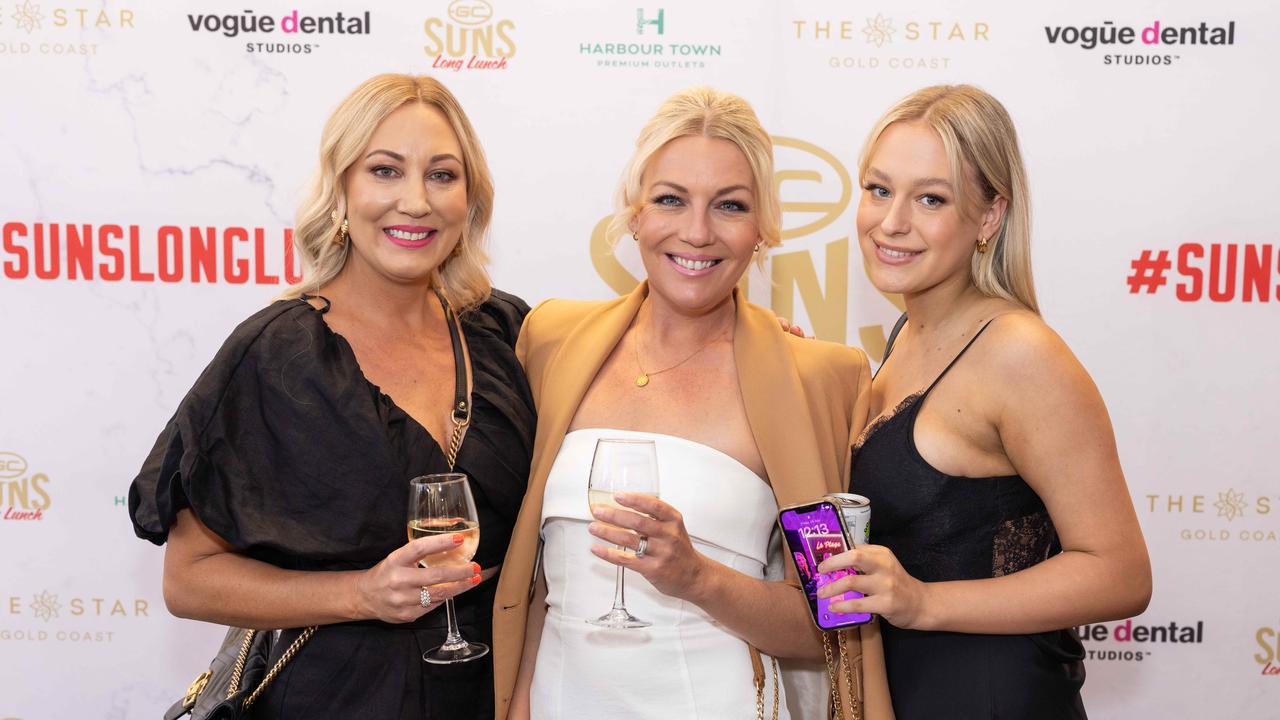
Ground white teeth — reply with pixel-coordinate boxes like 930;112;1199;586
879;245;919;258
387;228;430;241
671;255;719;271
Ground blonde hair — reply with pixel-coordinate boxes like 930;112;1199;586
858;85;1039;314
608;86;780;265
281;73;494;310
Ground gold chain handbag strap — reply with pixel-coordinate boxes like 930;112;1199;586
822;630;862;720
438;290;471;471
752;651;780;720
225;626;318;711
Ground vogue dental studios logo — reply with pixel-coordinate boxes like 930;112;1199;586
1044;20;1237;66
1144;489;1278;543
0;2;135;57
789;13;990;70
0;452;50;521
593;136;898;354
425;0;515;71
1077;617;1205;663
578;7;725;71
2;589;151;644
185;8;371;55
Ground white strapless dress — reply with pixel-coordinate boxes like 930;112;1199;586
530;429;790;720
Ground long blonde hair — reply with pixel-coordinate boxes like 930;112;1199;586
281;73;495;310
858;85;1039;313
608;86;781;265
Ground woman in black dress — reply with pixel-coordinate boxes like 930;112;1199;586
817;85;1152;718
128;74;534;719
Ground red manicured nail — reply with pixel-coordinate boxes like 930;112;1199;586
452;534;464;544
470;575;482;585
471;562;481;573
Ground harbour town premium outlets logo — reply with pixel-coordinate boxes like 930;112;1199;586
1044;20;1237;66
1077;618;1205;663
425;0;515;71
579;8;725;70
1144;489;1278;543
185;9;371;55
1;452;49;522
0;2;135;57
789;14;990;70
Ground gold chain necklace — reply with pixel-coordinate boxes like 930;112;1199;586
632;324;725;388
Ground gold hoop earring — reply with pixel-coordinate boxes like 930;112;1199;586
331;211;349;246
976;236;989;254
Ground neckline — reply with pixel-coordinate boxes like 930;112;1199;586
564;427;768;485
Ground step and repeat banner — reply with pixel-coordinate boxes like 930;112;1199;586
1;0;1276;717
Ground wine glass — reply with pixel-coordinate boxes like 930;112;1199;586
586;438;660;629
407;472;487;663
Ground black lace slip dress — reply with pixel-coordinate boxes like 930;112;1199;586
850;317;1087;720
128;291;536;719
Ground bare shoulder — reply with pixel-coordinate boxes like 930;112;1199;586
977;311;1100;407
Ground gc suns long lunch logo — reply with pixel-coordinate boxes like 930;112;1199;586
1;452;49;521
788;12;990;71
1257;623;1280;676
1044;20;1237;67
425;0;515;71
1144;489;1279;544
0;2;136;57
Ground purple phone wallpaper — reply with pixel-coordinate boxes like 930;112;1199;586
779;502;871;629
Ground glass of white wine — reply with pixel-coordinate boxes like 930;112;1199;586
586;438;659;629
407;472;486;664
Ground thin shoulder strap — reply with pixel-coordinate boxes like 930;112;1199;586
921;319;997;397
873;312;909;380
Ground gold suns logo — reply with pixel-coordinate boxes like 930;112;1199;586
589;136;902;357
1;451;50;521
424;0;515;71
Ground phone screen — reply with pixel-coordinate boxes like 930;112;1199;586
778;501;871;629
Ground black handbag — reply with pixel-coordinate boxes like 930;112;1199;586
164;625;315;720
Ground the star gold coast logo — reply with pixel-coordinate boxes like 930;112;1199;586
1144;488;1278;543
2;589;152;643
1;452;50;521
590;137;901;357
789;12;990;70
0;1;135;56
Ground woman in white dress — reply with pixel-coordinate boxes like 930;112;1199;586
492;87;893;720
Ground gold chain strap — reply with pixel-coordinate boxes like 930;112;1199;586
445;408;469;470
822;631;862;720
223;626;318;710
754;654;780;720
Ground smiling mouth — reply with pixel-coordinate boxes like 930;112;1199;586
668;254;722;272
874;241;922;259
384;227;436;247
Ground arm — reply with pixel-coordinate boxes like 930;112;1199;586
591;494;824;659
822;320;1152;633
506;568;548;720
162;509;481;629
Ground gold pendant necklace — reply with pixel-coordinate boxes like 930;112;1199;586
632;323;724;388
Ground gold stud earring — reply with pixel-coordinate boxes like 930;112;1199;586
976;236;989;253
753;241;762;253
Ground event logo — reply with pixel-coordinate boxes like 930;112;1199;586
1257;623;1280;676
1;222;304;285
1;451;50;521
1077;617;1205;662
0;2;136;57
788;13;990;71
424;0;516;71
1126;243;1279;303
1044;20;1237;66
2;589;151;644
578;7;725;71
591;136;898;353
185;8;371;55
1144;489;1278;543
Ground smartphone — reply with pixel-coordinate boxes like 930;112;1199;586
777;500;871;630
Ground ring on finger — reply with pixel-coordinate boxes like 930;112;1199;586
635;535;649;558
419;586;433;608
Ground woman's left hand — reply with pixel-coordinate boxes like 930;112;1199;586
588;492;713;601
816;544;931;630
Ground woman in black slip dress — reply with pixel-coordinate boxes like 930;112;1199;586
814;85;1152;719
128;74;534;719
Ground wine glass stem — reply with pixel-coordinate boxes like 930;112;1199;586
610;547;628;611
440;597;467;651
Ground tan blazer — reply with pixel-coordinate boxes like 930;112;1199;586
493;282;892;719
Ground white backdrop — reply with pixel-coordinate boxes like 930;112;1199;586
2;1;1278;717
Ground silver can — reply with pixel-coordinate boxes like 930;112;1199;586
826;493;871;547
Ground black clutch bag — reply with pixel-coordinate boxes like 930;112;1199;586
164;625;315;720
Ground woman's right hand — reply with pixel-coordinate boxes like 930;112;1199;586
353;534;481;624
